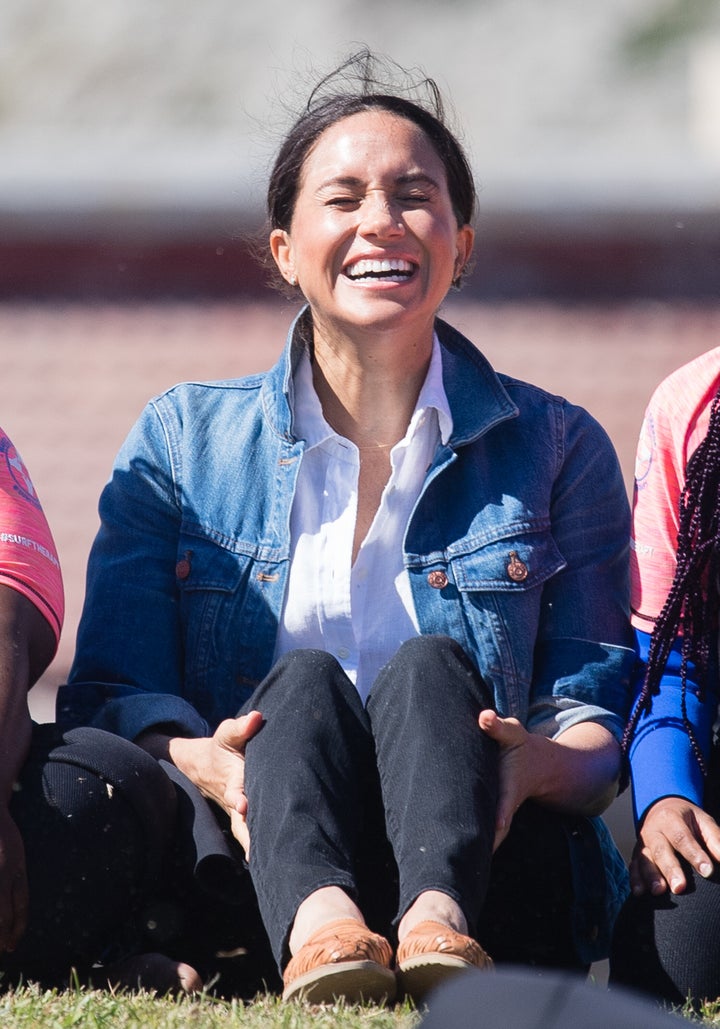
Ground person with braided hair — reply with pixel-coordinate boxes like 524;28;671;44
610;347;720;1007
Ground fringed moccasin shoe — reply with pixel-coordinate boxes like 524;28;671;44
283;918;396;1004
396;920;492;1001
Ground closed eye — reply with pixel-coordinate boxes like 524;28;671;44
398;193;431;205
325;196;361;208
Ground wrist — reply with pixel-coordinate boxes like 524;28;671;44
134;729;173;762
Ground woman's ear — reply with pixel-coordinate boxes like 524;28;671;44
455;224;475;279
270;228;297;286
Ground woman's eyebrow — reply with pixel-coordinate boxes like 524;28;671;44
395;173;441;189
316;172;441;191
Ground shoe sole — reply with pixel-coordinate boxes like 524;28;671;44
397;955;478;1002
283;959;397;1004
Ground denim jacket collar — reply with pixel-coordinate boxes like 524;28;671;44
260;305;519;449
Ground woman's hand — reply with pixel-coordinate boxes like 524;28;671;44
478;711;535;850
0;805;28;953
630;796;720;896
140;710;263;854
478;710;621;851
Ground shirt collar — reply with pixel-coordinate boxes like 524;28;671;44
292;333;453;450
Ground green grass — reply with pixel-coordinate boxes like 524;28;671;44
0;983;717;1027
0;986;421;1028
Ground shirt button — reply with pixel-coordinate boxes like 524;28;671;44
507;551;528;582
427;570;448;589
337;646;350;660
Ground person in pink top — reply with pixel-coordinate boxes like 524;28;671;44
0;428;63;640
610;348;720;1007
0;427;188;993
0;426;62;955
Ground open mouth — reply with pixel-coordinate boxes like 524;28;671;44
344;258;416;283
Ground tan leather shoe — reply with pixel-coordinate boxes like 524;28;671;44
396;920;492;1001
283;918;396;1004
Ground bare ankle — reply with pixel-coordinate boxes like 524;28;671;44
289;886;364;954
398;890;467;942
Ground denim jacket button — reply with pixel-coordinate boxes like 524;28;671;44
175;558;191;580
427;570;448;589
506;551;528;582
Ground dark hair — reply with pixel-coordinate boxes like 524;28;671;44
622;388;720;773
266;50;476;266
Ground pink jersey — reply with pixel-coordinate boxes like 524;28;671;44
0;428;63;643
631;347;720;630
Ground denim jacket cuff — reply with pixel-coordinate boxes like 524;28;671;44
56;682;210;742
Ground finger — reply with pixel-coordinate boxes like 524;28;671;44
230;811;250;859
629;846;667;896
478;710;523;749
694;812;720;865
216;711;264;751
651;815;715;883
643;835;690;895
224;781;248;815
672;837;713;882
493;819;511;853
236;710;264;740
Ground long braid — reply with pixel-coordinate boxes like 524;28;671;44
622;389;720;770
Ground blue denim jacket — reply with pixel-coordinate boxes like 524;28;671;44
57;310;634;959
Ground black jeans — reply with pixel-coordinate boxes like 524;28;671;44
5;645;596;994
243;636;499;968
1;723;177;986
609;744;720;1009
1;723;276;997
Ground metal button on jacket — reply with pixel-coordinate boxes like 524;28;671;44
175;557;191;580
506;551;528;582
427;570;449;589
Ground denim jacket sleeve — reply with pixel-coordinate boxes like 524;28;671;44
57;400;212;741
525;397;635;741
412;329;635;742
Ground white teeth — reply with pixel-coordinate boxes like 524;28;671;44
346;258;414;279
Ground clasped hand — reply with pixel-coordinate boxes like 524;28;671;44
631;795;720;896
168;710;263;856
478;709;535;851
478;709;619;851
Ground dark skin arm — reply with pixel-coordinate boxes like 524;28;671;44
0;585;56;952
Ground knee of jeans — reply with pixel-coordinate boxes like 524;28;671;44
261;648;361;712
271;648;342;680
383;636;493;707
392;635;482;684
394;634;460;663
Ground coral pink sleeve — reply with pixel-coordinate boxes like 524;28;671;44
0;428;63;644
630;349;720;630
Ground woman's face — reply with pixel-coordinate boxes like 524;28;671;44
270;109;474;343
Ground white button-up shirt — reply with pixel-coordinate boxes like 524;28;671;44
273;336;453;703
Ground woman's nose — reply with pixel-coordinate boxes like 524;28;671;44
359;193;404;238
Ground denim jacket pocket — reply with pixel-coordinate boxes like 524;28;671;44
445;530;567;717
175;534;268;718
449;529;566;593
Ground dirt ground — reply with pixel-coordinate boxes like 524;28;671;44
4;296;719;868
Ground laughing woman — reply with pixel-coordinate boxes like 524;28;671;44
58;52;635;1003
